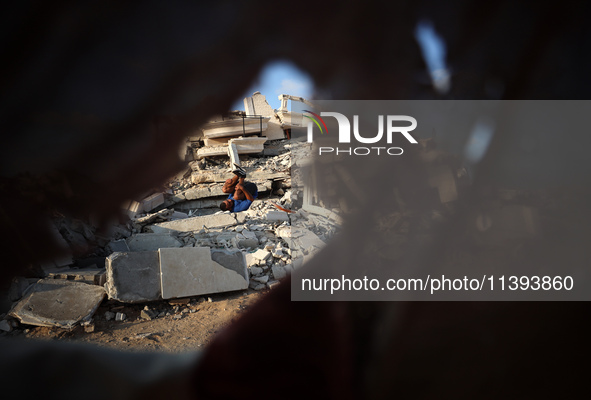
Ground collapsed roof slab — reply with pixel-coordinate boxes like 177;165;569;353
10;279;106;329
201;117;269;139
196;136;268;158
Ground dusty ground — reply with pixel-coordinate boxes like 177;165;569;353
6;289;264;353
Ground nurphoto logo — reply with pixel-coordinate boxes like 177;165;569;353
305;111;418;156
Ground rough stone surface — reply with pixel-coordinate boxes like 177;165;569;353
9;279;105;329
159;247;248;299
48;266;106;286
272;265;287;280
249;266;263;276
252;249;271;261
151;213;237;233
126;233;183;251
141;192;165;212
108;239;130;253
211;249;248;278
238;238;259;248
105;251;161;302
265;211;290;222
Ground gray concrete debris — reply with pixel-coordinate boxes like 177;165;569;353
238;238;259;248
249;266;264;276
9;279;106;329
107;239;130;253
253;275;269;283
271;265;287;280
151;213;237;234
126;233;183;252
104;311;115;321
133;209;174;226
115;312;126;321
211;249;248;279
105;251;161;302
228;141;240;168
252;249;271;261
140;192;165;212
249;281;266;291
47;266;106;286
171;211;188;220
265;211;290;222
159;247;248;299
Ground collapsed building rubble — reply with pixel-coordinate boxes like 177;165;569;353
1;95;343;331
0;92;548;333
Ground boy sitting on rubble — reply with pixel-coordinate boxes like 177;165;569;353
220;165;258;212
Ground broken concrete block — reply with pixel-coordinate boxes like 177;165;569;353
249;266;264;276
238;238;259;248
253;275;269;284
159;247;248;299
105;251;161;302
249;281;266;291
235;212;247;224
183;185;225;200
104;311;115;321
9;279;105;329
115;312;126;321
241;230;258;240
49;266;106;286
228;141;240;168
265;211;290;222
151;213;237;234
211;249;247;277
252;249;271;261
171;211;188;220
272;265;287;280
107;239;130;253
272;249;284;258
141;192;165;212
126;233;183;252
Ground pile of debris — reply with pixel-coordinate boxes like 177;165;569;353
0;132;342;333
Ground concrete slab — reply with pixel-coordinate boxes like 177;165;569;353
211;249;248;279
151;213;237;233
140;192;164;212
48;266;106;286
228;141;240;168
265;211;290;222
159;247;248;299
126;233;183;251
10;279;105;329
105;251;161;302
107;239;130;253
